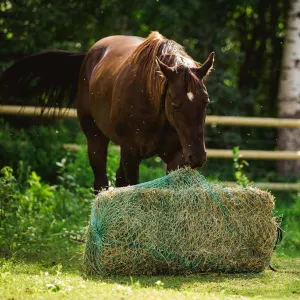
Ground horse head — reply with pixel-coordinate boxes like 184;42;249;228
158;52;214;168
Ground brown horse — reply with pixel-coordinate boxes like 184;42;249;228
0;32;214;191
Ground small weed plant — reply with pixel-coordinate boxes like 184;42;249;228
232;146;250;187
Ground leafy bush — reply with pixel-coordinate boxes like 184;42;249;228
60;143;120;188
279;194;300;254
0;119;80;183
0;165;93;257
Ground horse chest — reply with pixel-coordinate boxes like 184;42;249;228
123;126;160;158
131;125;180;159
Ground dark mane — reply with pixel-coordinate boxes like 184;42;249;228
131;31;201;113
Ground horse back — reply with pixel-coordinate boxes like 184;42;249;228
90;35;144;78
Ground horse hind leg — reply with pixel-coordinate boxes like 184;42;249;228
80;115;109;193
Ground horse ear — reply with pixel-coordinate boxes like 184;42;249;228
156;58;175;80
196;52;215;78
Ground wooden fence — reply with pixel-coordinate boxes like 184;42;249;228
1;105;300;127
1;105;300;191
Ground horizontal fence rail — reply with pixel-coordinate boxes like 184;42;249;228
1;105;300;127
225;182;300;191
63;144;300;160
0;105;77;118
206;115;300;128
208;149;300;160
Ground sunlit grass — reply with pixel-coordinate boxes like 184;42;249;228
1;238;299;300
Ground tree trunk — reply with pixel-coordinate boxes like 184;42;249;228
277;0;300;177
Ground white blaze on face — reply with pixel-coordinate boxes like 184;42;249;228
187;92;194;101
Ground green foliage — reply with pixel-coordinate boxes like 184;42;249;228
0;119;79;183
232;146;250;187
279;194;300;253
139;157;165;183
0;165;93;257
55;143;120;189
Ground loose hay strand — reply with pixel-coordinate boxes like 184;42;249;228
84;168;279;275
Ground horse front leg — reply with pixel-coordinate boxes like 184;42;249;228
87;134;109;193
115;146;141;187
80;115;109;194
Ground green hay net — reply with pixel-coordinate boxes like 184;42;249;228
84;168;279;275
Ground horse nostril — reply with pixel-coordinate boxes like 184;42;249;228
188;154;194;162
186;153;206;168
187;153;198;165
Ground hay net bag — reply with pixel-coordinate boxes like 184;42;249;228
85;167;279;275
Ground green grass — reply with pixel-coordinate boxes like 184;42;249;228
1;238;299;300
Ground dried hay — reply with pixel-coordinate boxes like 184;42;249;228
84;168;279;275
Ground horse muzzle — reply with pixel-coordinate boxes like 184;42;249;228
185;151;207;168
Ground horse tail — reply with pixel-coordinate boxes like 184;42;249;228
0;50;86;110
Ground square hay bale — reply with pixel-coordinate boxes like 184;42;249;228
84;168;279;275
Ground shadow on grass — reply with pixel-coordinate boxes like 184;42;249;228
82;254;300;294
86;272;267;290
1;237;299;293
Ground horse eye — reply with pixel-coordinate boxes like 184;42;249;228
171;102;180;109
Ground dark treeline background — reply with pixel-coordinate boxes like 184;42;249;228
0;0;290;181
